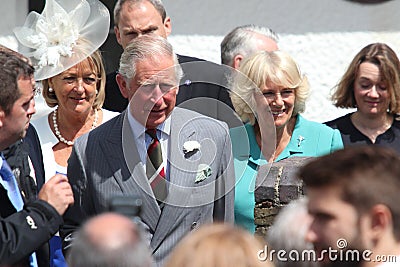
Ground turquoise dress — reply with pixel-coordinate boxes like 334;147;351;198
230;114;344;233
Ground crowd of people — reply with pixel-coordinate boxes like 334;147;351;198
1;0;400;267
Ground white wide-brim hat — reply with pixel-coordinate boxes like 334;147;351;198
13;0;110;81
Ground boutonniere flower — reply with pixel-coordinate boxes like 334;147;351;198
195;164;212;183
183;141;201;154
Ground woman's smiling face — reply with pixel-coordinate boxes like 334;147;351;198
50;58;98;114
256;81;296;129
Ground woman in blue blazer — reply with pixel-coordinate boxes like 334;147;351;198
229;50;343;233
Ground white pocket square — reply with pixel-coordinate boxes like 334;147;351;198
195;164;212;183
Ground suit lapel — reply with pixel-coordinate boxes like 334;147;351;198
100;112;161;232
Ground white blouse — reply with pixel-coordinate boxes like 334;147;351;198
31;109;119;182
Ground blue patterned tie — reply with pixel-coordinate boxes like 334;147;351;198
0;155;38;267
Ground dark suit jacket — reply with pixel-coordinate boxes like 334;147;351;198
0;124;61;266
61;107;235;266
25;125;46;191
103;54;235;124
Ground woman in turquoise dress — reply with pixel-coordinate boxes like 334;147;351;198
229;50;343;233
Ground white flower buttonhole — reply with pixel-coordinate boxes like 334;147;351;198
183;140;201;158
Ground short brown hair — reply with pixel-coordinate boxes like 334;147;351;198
331;43;400;113
0;47;34;114
113;0;167;27
299;146;400;240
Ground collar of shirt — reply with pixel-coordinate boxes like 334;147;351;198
0;155;4;169
243;116;304;165
0;156;7;184
0;155;12;189
126;105;171;164
245;124;267;167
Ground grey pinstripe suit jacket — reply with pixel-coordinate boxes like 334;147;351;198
60;107;235;266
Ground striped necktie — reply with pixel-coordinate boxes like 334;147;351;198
146;129;168;203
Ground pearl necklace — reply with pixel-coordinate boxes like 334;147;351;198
52;107;99;146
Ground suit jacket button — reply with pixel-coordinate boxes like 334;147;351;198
191;222;197;230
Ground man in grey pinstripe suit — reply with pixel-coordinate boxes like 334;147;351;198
60;35;235;266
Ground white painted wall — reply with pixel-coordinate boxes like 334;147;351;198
168;32;400;122
0;1;27;50
163;0;400;35
164;0;400;122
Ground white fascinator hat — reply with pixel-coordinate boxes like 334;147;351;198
13;0;110;81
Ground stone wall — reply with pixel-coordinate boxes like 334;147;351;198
254;157;311;236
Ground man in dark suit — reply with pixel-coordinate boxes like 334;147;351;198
2;125;49;266
61;35;235;266
2;126;42;203
103;0;234;122
0;48;74;266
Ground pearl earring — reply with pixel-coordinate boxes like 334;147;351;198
49;87;54;93
95;89;99;95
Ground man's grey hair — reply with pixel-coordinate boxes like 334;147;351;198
267;197;317;267
221;24;279;66
113;0;167;27
118;34;183;82
67;214;152;267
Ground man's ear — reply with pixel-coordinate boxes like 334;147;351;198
0;109;5;128
233;54;244;69
164;16;172;37
115;26;122;46
369;204;392;239
116;73;129;99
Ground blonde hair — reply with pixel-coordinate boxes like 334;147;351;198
165;223;273;267
230;50;309;125
42;50;106;109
